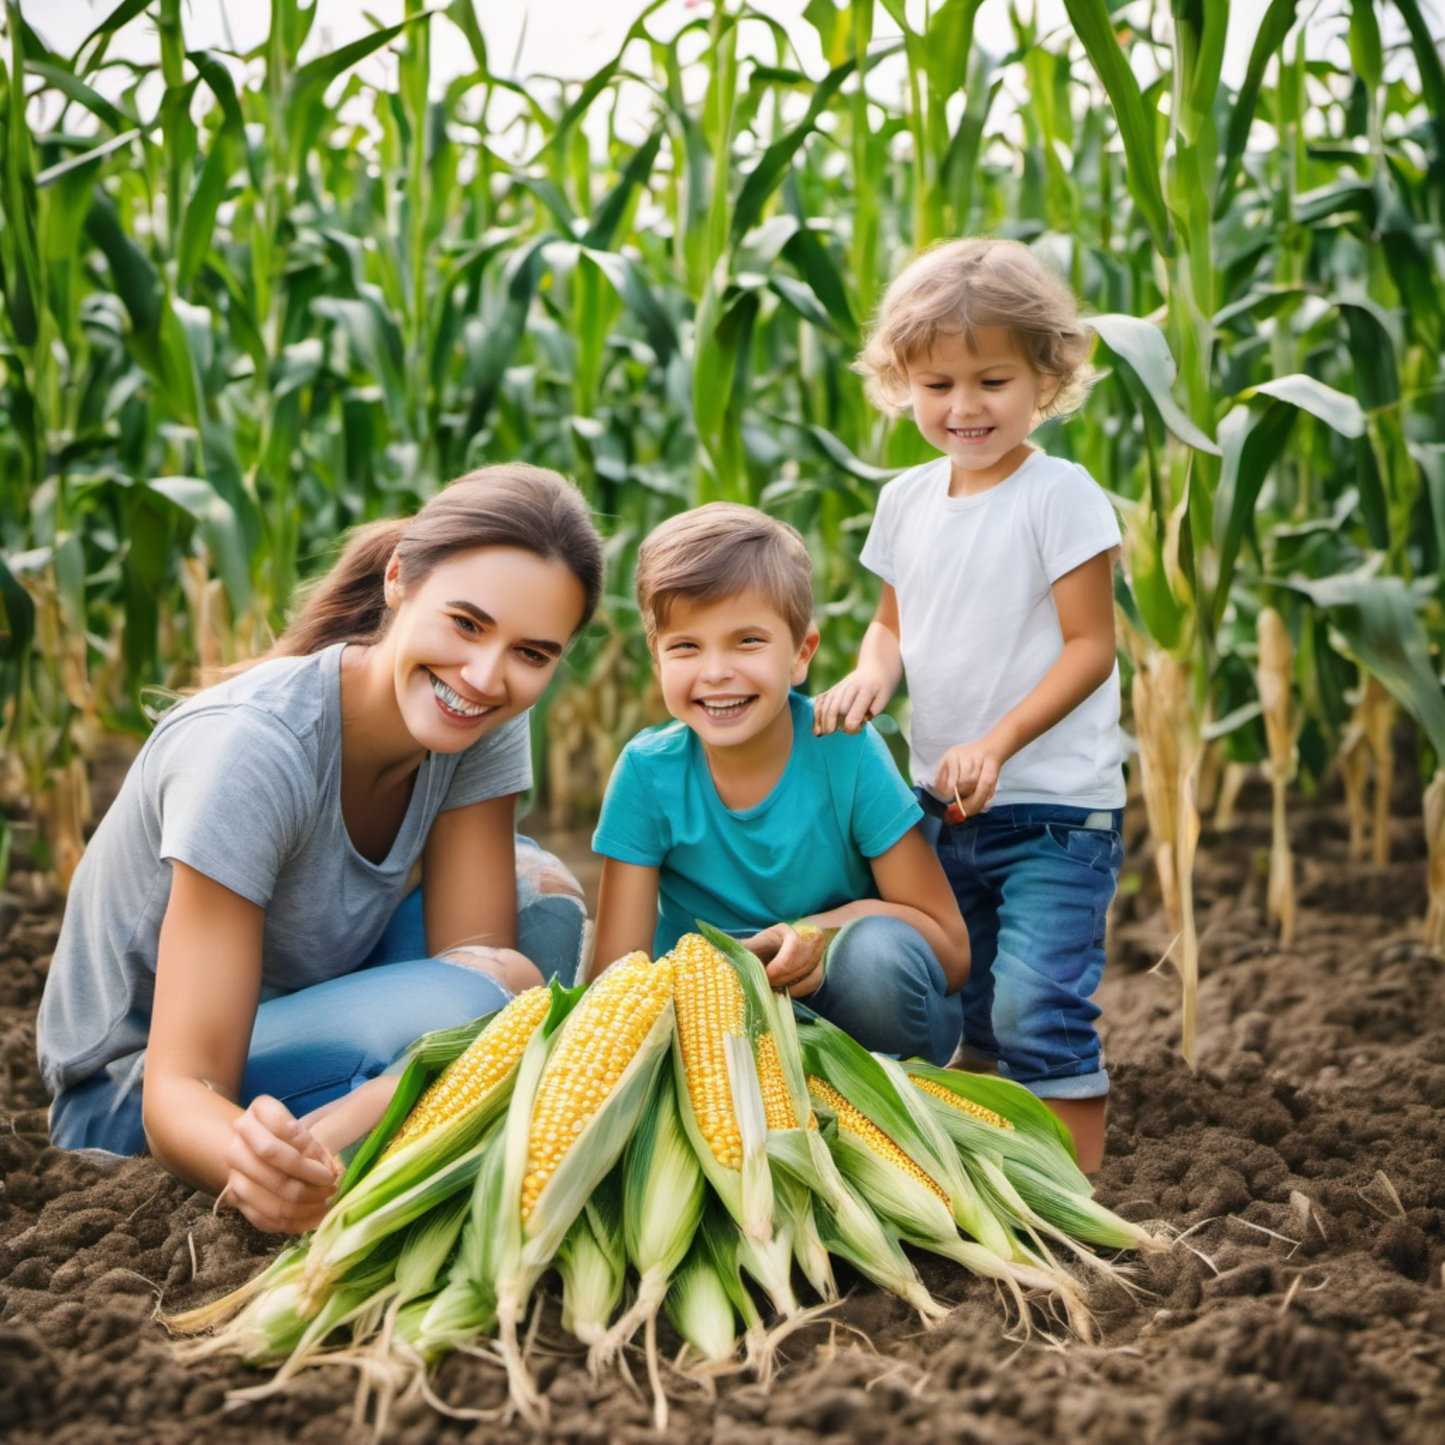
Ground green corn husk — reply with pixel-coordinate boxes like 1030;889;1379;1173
670;927;795;1317
557;1166;628;1362
905;1063;1166;1255
594;1069;704;1387
298;984;569;1315
666;1236;742;1369
705;927;942;1323
489;956;678;1420
800;1023;1094;1340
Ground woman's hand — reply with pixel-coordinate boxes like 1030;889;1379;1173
222;1095;341;1234
739;923;828;998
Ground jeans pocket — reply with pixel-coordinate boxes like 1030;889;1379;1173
1044;822;1119;875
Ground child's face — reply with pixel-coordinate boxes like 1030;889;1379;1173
906;327;1059;496
653;589;819;759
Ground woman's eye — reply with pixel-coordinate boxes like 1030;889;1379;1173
453;613;480;634
517;647;550;667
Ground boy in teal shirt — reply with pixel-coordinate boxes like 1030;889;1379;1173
590;504;969;1063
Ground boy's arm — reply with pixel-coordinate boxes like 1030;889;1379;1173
935;550;1117;813
588;857;661;981
813;583;903;736
800;827;970;992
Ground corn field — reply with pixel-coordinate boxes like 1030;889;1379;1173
1;1;1444;1049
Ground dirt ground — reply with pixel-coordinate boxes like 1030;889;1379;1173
3;775;1444;1445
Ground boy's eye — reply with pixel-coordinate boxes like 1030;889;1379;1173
982;378;1008;389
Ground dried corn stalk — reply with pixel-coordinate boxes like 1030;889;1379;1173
1425;770;1445;952
1256;608;1296;946
1130;646;1202;1064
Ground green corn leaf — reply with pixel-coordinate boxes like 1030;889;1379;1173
1092;314;1221;455
1282;572;1445;760
1060;0;1171;253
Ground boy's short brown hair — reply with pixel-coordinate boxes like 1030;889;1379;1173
635;503;814;648
855;236;1097;420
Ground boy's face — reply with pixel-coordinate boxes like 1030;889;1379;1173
906;326;1059;496
653;589;819;760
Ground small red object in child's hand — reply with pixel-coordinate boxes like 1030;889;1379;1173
945;788;968;826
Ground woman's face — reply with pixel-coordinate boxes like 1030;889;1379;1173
382;545;587;753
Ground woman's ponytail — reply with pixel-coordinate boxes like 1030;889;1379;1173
270;517;409;658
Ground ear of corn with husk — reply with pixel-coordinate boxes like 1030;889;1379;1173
168;939;1169;1420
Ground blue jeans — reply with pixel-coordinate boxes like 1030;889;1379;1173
928;800;1123;1099
805;915;963;1066
49;837;586;1154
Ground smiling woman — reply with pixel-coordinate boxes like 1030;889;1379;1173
34;465;604;1234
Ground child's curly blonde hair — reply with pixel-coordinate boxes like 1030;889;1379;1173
855;237;1097;421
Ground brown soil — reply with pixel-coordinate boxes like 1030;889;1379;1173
3;782;1444;1445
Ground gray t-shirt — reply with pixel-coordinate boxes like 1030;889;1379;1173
36;643;532;1098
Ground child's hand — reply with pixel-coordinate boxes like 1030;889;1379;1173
223;1094;342;1234
739;922;827;998
933;739;1004;816
813;672;894;736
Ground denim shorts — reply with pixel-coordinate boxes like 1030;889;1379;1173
922;795;1123;1099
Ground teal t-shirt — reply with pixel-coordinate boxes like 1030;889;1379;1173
593;692;922;956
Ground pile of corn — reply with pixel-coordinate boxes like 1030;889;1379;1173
166;927;1166;1428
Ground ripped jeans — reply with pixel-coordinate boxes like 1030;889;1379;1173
48;836;587;1154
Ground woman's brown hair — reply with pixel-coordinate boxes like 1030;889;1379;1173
271;464;604;659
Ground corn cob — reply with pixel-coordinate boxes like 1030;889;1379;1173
807;1075;951;1207
383;986;553;1158
910;1074;1014;1132
672;932;747;1168
522;953;675;1220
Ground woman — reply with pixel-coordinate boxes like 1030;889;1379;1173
37;464;603;1232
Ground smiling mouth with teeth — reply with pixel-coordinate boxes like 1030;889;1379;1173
698;697;754;718
429;671;491;719
950;426;993;437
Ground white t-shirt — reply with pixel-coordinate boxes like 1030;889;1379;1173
859;450;1126;810
37;643;533;1098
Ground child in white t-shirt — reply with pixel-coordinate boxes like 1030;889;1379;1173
814;237;1125;1171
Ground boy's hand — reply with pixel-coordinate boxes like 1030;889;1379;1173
933;738;1004;816
813;672;894;736
739;922;827;998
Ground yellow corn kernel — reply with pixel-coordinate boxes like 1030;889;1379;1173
383;986;553;1157
910;1075;1015;1131
671;933;746;1169
755;1032;816;1132
521;955;674;1221
807;1075;950;1207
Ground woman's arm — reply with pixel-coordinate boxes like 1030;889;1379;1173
812;583;904;736
934;550;1117;813
589;858;661;980
422;792;524;955
144;862;341;1233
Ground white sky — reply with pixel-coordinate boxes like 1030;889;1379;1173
14;1;1432;153
20;0;1338;93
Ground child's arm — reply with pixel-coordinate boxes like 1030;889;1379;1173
588;857;661;981
936;550;1117;814
809;827;970;991
743;826;970;995
812;583;903;736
